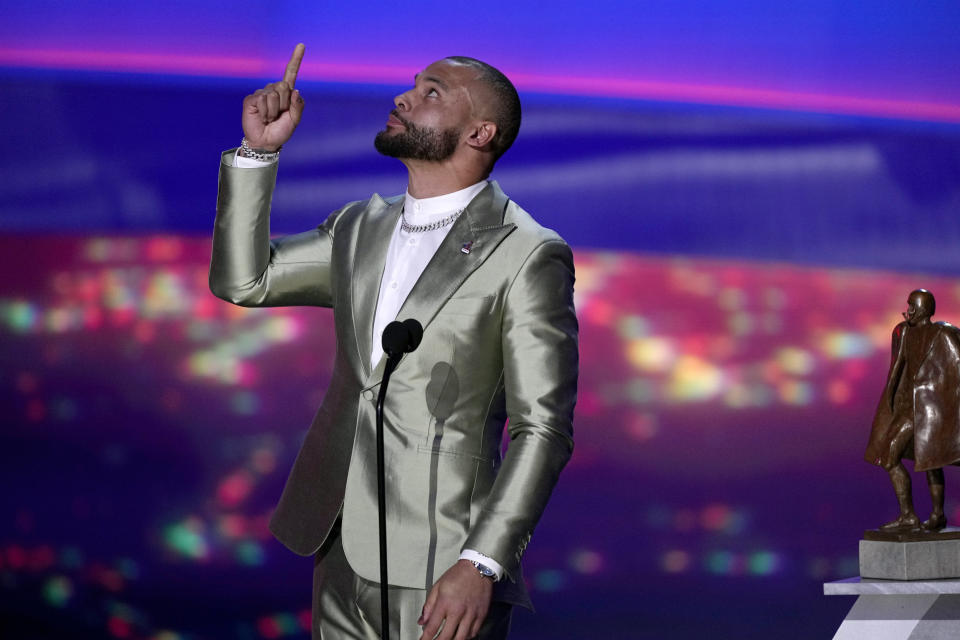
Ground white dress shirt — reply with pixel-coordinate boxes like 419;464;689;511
233;151;505;580
369;182;486;368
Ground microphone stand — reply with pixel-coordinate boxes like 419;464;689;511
375;353;401;640
374;318;422;640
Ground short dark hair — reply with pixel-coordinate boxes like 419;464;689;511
443;56;521;162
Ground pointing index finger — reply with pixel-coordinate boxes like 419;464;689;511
283;43;305;88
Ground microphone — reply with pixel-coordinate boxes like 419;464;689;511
375;317;423;640
382;318;423;359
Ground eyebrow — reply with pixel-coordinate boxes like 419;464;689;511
414;73;448;90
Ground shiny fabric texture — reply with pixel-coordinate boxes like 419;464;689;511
312;533;512;640
210;150;578;608
866;321;960;471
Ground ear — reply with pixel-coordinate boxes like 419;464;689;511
465;121;498;150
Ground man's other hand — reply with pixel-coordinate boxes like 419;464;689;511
418;559;493;640
241;43;305;152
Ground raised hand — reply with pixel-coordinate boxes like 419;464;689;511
241;43;305;153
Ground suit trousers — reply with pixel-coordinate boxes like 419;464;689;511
312;525;512;640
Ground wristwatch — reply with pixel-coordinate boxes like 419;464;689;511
471;561;497;581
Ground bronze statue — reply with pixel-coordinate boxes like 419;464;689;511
865;289;960;533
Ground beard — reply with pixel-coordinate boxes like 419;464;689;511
374;112;461;162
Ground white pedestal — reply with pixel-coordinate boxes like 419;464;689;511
825;577;960;639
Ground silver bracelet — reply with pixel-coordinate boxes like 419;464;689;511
239;137;281;162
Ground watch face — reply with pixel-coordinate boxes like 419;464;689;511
474;562;495;578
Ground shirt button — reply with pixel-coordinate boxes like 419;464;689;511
408;238;416;245
390;282;398;289
363;390;374;401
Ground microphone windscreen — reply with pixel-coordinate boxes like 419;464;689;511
382;321;409;358
382;318;425;357
402;318;423;352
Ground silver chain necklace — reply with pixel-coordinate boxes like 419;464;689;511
400;207;464;233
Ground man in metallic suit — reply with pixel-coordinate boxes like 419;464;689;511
209;44;578;639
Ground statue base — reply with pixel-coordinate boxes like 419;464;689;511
860;528;960;580
863;527;960;542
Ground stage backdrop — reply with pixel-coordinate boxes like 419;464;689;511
2;2;960;638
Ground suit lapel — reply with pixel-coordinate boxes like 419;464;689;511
352;194;403;379
398;182;515;326
363;182;516;385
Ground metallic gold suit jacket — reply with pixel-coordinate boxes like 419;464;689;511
209;150;578;606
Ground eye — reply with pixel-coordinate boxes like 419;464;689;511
426;88;439;97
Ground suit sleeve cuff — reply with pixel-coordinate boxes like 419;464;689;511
459;549;504;581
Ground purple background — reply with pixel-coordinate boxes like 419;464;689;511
2;2;960;638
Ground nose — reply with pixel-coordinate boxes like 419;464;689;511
394;90;410;112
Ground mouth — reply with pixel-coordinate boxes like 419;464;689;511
386;111;406;129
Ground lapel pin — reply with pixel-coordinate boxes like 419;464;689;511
460;242;473;255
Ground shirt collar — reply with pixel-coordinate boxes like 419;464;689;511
403;180;488;222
